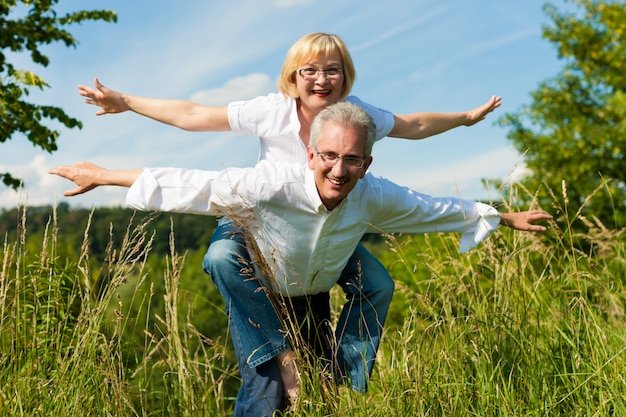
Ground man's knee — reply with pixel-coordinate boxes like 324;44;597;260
345;247;395;300
202;236;249;277
359;263;394;301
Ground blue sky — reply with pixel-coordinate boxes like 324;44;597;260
3;0;570;209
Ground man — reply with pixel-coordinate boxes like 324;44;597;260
50;102;552;416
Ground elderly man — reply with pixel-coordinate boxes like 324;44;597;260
50;102;551;416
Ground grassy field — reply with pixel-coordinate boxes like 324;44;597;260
1;191;625;416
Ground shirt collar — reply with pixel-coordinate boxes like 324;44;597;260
304;168;325;211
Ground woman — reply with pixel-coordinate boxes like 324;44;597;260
79;32;501;415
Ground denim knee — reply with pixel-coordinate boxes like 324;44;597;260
202;237;245;275
360;258;394;302
202;218;249;283
341;243;394;302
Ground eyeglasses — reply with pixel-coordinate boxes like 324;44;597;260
313;147;367;169
296;67;344;80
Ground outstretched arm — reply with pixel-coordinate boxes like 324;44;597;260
499;210;553;232
389;95;501;139
49;162;142;196
78;77;230;132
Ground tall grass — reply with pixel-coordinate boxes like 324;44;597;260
1;183;625;416
343;184;626;417
0;206;234;416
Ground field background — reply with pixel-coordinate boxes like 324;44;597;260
1;188;625;416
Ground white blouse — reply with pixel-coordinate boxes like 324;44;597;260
227;93;395;164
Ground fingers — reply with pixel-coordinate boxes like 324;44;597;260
78;85;96;99
48;166;79;196
78;77;103;97
79;77;127;115
94;76;104;90
528;210;553;222
78;83;99;109
63;187;86;197
49;164;98;197
491;95;502;110
528;224;547;232
48;165;67;177
467;96;503;125
48;165;75;182
485;95;502;112
524;210;553;232
78;77;114;115
501;210;553;232
48;162;89;181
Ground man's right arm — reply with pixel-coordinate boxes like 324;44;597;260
78;77;230;132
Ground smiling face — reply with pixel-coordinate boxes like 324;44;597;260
295;51;345;115
307;120;372;211
278;33;355;101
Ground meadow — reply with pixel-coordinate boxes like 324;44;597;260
1;185;625;416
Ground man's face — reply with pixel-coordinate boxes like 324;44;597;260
307;121;372;210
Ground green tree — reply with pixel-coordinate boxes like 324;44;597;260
0;0;116;188
499;0;626;228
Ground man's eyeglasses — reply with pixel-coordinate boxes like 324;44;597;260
296;67;344;80
313;147;367;169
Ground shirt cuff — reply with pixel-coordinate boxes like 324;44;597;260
458;205;501;253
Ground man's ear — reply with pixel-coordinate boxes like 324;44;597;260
307;145;316;170
359;156;373;178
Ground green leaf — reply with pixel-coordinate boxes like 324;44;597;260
0;1;116;188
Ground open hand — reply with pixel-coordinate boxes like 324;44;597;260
465;95;502;126
499;210;553;232
49;162;108;196
78;77;129;115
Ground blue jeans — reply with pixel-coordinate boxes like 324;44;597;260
202;218;394;415
228;290;334;416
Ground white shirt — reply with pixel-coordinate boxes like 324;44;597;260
126;161;501;297
228;93;395;164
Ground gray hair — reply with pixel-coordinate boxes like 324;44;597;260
310;102;376;156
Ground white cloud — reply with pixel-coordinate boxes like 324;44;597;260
374;146;527;200
0;154;130;209
190;73;274;105
0;155;50;207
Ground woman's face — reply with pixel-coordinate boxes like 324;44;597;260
295;51;345;114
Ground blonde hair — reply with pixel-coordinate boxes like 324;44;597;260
278;32;355;100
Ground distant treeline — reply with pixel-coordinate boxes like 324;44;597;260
0;202;220;260
0;202;385;261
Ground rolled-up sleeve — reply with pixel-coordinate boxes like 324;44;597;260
361;176;501;253
126;168;160;210
457;203;500;253
125;167;253;217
